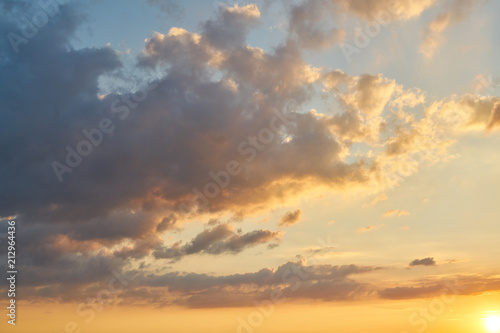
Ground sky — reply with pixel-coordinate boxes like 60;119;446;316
0;0;499;332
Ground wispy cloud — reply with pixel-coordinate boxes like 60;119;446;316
370;193;388;205
382;209;410;218
355;224;384;234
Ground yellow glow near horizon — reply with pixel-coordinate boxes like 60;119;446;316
484;315;500;333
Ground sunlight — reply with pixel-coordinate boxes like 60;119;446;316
484;315;500;333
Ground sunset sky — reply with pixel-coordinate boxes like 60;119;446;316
1;0;500;332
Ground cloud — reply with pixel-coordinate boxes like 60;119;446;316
379;284;445;300
371;193;388;205
420;12;451;59
338;0;436;20
287;0;485;60
279;209;302;227
355;224;384;234
121;260;384;307
156;214;180;233
424;94;500;132
114;236;164;260
0;258;383;306
288;0;345;49
342;74;398;117
286;0;436;49
486;101;500;132
0;2;377;233
202;4;260;49
382;209;410;217
379;274;500;300
153;224;283;261
3;0;479;253
0;1;498;307
145;0;185;21
322;71;411;143
409;257;436;266
0;3;390;292
420;0;487;59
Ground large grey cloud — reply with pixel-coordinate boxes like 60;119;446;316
0;0;498;306
0;0;377;250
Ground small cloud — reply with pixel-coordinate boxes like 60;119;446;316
409;257;436;267
145;0;185;21
383;209;410;218
306;245;338;256
442;258;467;264
207;218;220;226
328;220;336;224
420;0;484;60
279;209;302;227
370;193;388;205
400;225;410;231
156;214;180;232
355;224;384;234
420;13;450;59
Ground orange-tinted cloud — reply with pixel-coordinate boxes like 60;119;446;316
279;209;303;227
355;224;384;234
369;193;388;205
383;209;410;217
420;0;486;59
